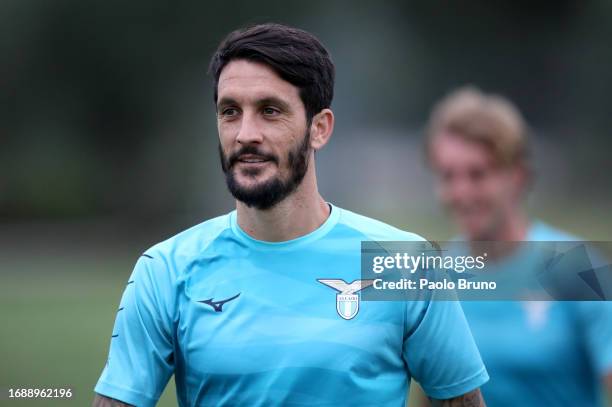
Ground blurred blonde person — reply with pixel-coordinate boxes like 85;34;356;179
422;87;612;406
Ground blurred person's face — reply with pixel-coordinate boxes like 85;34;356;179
216;60;312;210
429;133;524;240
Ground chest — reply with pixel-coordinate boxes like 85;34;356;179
462;302;585;373
174;252;406;377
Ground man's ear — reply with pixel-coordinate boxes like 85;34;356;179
309;109;334;151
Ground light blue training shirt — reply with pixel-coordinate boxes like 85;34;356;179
461;221;612;406
95;204;488;406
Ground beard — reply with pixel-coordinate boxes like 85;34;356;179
219;131;311;210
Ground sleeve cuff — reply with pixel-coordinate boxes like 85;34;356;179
94;380;159;407
421;367;489;400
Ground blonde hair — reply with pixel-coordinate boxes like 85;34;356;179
426;86;529;168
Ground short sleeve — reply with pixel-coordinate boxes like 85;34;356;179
94;253;176;407
403;297;489;400
575;301;612;376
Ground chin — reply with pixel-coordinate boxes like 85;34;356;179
238;177;277;192
234;169;272;184
233;171;288;196
457;219;490;241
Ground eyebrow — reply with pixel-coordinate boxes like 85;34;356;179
216;96;292;112
217;97;238;110
256;97;291;112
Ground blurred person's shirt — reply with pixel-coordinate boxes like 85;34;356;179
461;221;612;407
94;204;488;407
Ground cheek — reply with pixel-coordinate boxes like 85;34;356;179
481;175;513;204
277;129;306;159
277;124;301;147
437;181;455;203
218;121;236;143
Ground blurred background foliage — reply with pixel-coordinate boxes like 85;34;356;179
3;0;612;229
1;0;611;405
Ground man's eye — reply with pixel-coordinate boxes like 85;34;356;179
263;107;280;116
221;108;239;117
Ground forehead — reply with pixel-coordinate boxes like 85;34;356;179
431;133;495;167
217;59;301;104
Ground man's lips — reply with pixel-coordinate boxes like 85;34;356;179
235;154;272;164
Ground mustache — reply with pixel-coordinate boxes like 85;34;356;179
226;145;279;168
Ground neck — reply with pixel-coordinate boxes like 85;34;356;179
235;164;330;242
470;209;529;261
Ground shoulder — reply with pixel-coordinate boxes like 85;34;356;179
529;220;581;241
148;212;232;256
335;206;427;242
136;212;233;280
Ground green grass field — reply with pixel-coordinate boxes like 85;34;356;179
0;254;177;407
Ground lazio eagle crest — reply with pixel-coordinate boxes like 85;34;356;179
318;279;374;320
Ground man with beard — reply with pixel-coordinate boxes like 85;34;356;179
93;24;488;407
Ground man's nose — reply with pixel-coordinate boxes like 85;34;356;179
235;113;263;145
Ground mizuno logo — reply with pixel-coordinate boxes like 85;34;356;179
198;293;241;312
318;279;374;320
